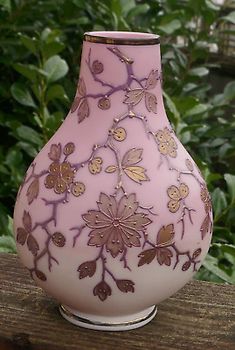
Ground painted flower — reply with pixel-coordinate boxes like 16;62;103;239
155;127;178;158
167;183;189;213
93;281;111;301
200;185;212;213
45;161;75;194
82;193;152;257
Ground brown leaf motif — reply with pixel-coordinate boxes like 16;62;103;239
16;211;32;246
71;96;81;113
22;211;32;233
77;98;89;123
192;248;202;260
48;143;61;161
35;270;47;281
200;185;212;214
105;165;117;173
200;214;211;239
27;235;39;256
26;178;39;205
77;78;86;96
82;192;152;258
123;166;149;184
121;148;149;184
93;281;111;301
156;248;173;266
138;249;156;267
145;70;158;89
156;224;175;246
122;148;143;166
116;279;135;293
123;70;158;113
185;158;194;172
16;228;28;245
78;261;96;279
70;78;90;123
145;92;157;113
124;89;144;106
182;261;191;271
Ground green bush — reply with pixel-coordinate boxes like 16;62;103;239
0;0;235;283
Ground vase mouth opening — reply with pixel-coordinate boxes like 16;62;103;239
84;31;160;45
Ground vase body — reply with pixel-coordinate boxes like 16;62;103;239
13;32;213;331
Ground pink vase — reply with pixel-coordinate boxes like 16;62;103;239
13;31;213;331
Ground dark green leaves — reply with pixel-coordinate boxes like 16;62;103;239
43;55;69;83
11;83;36;108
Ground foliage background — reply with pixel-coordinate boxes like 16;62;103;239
0;0;235;283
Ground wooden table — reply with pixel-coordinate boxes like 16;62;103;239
0;253;234;350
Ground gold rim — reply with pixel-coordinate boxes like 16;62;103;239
84;32;160;45
59;304;157;328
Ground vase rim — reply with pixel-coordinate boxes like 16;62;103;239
84;31;160;45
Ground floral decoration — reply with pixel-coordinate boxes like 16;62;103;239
16;45;212;301
83;193;152;257
155;127;178;158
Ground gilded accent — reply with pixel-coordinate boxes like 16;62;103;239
84;33;160;46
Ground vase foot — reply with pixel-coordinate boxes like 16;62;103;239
59;304;157;331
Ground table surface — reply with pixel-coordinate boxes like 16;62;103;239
0;253;234;350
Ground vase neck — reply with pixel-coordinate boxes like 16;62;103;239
69;33;168;128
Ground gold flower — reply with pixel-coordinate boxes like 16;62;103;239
45;162;75;194
155;127;178;158
82;193;152;257
167;183;189;212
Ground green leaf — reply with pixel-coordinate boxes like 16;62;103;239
158;19;181;35
205;0;220;11
46;84;68;102
43;55;69;83
19;34;37;54
42;42;65;60
163;91;180;125
16;126;43;147
212;188;227;220
189;67;209;77
0;0;11;11
222;11;235;24
185;103;208;116
224;174;235;204
126;4;150;20
203;254;235;284
13;63;47;82
10;82;36;108
16;141;38;158
223;81;235;101
0;236;16;253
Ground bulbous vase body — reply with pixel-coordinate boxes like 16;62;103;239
13;32;213;331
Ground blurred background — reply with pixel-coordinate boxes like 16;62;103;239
0;0;234;283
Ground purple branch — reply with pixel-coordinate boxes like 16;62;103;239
86;48;113;89
84;47;149;102
120;248;131;271
71;225;86;247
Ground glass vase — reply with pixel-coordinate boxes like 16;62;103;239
13;31;213;331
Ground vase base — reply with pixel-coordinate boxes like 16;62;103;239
59;304;157;331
